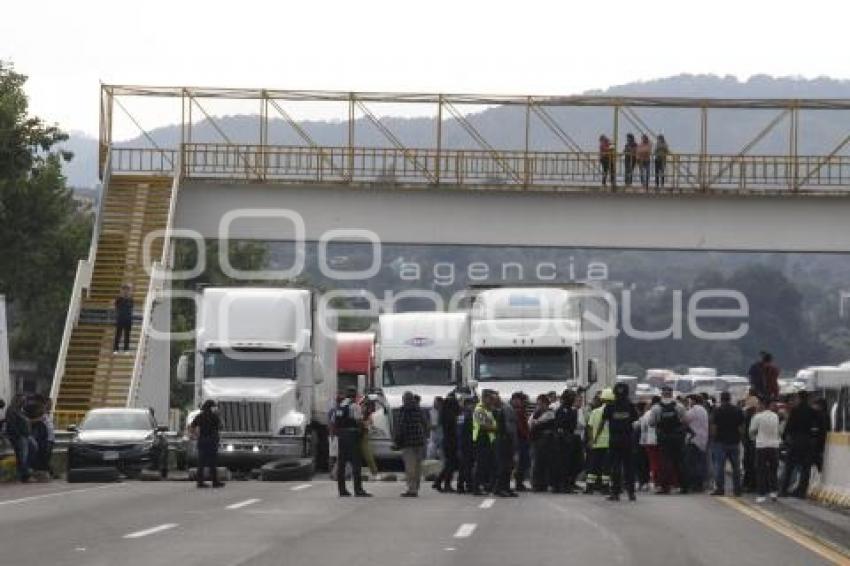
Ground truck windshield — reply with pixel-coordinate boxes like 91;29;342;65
383;360;453;387
476;347;573;381
203;351;296;379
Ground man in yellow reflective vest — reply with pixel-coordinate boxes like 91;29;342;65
472;390;498;496
585;387;614;494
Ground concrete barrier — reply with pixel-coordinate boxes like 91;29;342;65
810;432;850;508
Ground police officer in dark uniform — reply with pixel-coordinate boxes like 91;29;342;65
457;394;476;494
333;387;371;497
190;399;224;488
599;382;639;501
553;389;578;493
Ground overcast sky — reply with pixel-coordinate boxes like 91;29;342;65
3;0;848;139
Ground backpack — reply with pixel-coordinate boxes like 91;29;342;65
656;402;683;440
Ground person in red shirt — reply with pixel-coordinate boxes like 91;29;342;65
762;353;780;401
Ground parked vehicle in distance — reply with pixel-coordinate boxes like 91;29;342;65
336;332;375;393
67;408;168;478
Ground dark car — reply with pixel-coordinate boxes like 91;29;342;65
67;408;169;478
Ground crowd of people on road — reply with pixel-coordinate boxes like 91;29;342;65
331;351;832;503
0;393;56;483
599;133;670;190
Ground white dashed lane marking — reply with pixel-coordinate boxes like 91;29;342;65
226;498;261;510
291;484;313;491
453;523;477;538
0;484;122;506
479;498;495;509
123;523;179;539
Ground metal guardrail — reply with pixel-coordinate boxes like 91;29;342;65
111;147;177;174
176;143;850;193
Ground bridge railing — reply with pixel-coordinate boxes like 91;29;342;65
176;143;850;192
111;147;177;174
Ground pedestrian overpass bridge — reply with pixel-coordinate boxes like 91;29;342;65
50;85;850;425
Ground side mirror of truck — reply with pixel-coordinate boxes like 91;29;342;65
176;352;193;384
357;374;367;395
587;359;599;384
454;361;463;384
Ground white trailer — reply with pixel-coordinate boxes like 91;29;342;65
178;287;336;470
372;312;469;460
466;286;616;404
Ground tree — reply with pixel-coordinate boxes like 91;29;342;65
0;62;91;379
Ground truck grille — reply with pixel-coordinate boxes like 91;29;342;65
219;401;272;434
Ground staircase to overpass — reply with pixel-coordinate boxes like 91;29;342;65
51;168;175;427
48;85;850;426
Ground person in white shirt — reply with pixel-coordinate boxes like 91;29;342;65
684;395;709;492
749;398;780;503
636;396;660;490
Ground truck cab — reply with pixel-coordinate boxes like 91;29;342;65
467;287;616;406
179;287;335;470
373;312;469;461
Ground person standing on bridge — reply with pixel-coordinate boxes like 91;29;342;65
189;399;224;488
333;386;371;497
623;133;637;187
654;134;670;188
599;135;615;188
637;134;652;190
113;283;134;354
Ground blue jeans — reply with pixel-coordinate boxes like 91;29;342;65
713;443;741;494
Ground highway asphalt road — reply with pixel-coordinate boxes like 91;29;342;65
0;479;844;566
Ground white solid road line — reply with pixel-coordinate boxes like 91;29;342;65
291;484;312;491
479;498;495;509
453;523;478;538
123;523;179;539
0;484;122;506
226;498;261;510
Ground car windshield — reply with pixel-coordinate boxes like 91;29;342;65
80;412;152;431
476;347;573;381
383;359;453;387
203;350;296;379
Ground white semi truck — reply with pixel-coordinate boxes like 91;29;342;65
178;287;336;471
372;312;469;461
466;286;616;404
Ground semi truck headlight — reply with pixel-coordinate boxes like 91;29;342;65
225;444;235;452
279;426;299;436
